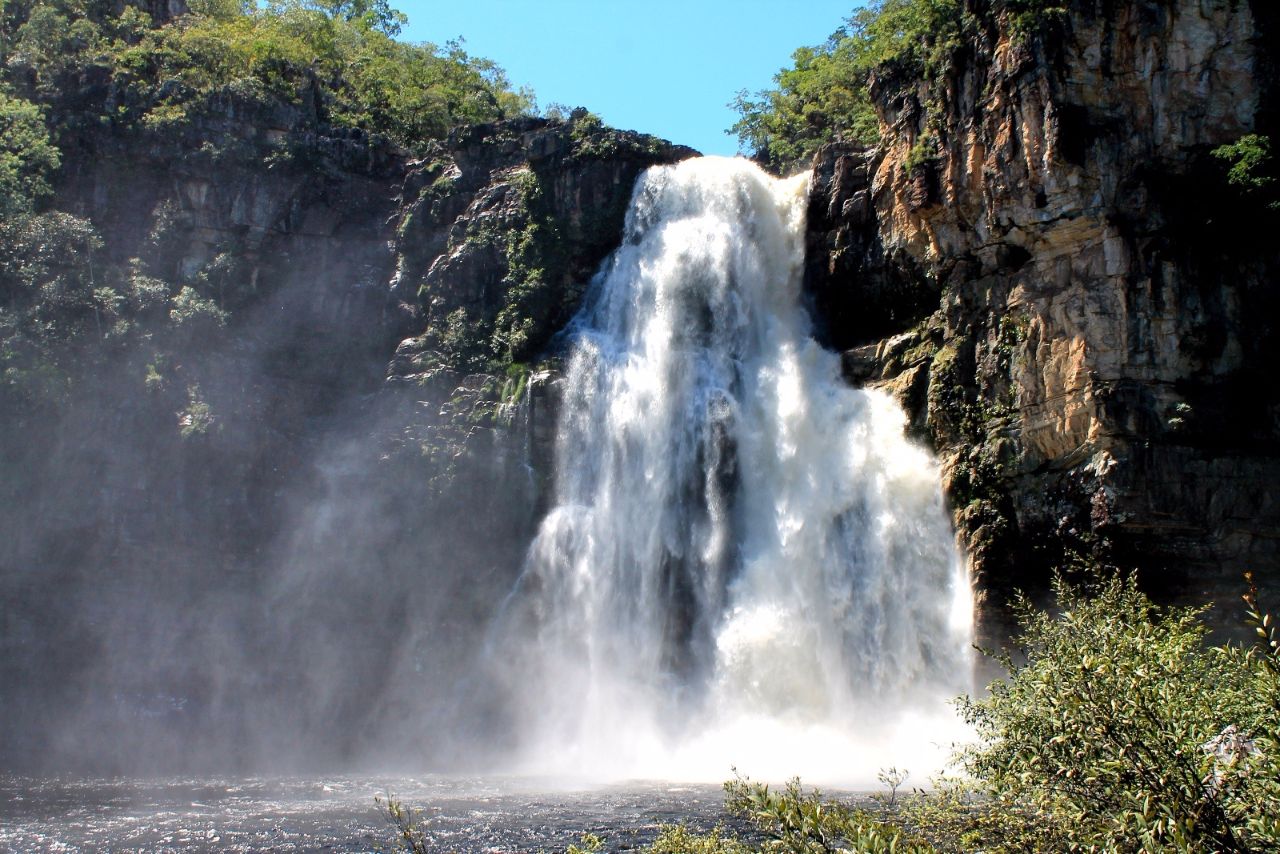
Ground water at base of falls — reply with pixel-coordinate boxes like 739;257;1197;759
487;157;974;784
0;775;737;852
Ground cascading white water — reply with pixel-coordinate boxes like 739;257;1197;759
494;157;973;783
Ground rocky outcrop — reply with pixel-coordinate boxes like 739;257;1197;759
389;115;696;381
382;116;694;511
807;0;1280;641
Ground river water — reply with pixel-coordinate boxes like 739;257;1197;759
0;776;745;852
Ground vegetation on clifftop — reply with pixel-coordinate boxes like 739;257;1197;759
0;0;536;414
729;0;1067;168
1;0;532;150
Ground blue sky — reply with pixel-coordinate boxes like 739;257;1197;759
397;0;861;156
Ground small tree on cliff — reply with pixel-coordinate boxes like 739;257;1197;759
289;0;406;34
0;89;59;219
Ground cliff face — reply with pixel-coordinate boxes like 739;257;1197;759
0;89;692;771
389;115;697;384
807;0;1280;639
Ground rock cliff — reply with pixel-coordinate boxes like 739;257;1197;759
0;87;692;770
806;0;1280;640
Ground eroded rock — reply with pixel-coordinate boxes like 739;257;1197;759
807;0;1280;641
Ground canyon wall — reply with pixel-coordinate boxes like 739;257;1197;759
0;86;692;770
806;0;1280;639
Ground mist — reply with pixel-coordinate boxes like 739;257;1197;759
0;261;541;776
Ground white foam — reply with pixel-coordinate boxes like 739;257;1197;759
491;156;974;784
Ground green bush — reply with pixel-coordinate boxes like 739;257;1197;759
957;572;1280;852
902;136;938;173
727;21;882;167
177;382;215;438
645;824;752;854
375;793;434;854
728;0;966;166
0;89;59;217
722;774;930;853
0;210;107;404
1214;134;1278;210
0;211;104;329
168;285;228;333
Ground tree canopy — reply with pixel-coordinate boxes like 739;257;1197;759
1;0;534;151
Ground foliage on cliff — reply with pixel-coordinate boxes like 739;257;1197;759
0;89;58;216
0;75;207;412
1;0;532;150
0;0;536;408
1214;134;1279;211
729;0;1067;168
0;86;98;405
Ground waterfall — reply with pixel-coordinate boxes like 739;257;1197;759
491;157;973;783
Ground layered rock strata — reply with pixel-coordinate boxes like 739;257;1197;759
806;0;1280;641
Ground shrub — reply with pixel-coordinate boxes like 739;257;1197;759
645;824;752;854
375;793;433;853
177;382;215;438
902;136;938;173
957;571;1280;852
728;26;881;168
728;0;966;166
723;774;932;853
168;285;227;332
1214;134;1278;210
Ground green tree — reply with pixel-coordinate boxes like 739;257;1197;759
728;0;963;167
1;0;533;150
1214;134;1278;210
0;89;59;217
297;0;406;35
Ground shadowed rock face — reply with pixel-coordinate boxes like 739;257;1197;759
806;0;1280;642
389;117;699;386
0;93;693;773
